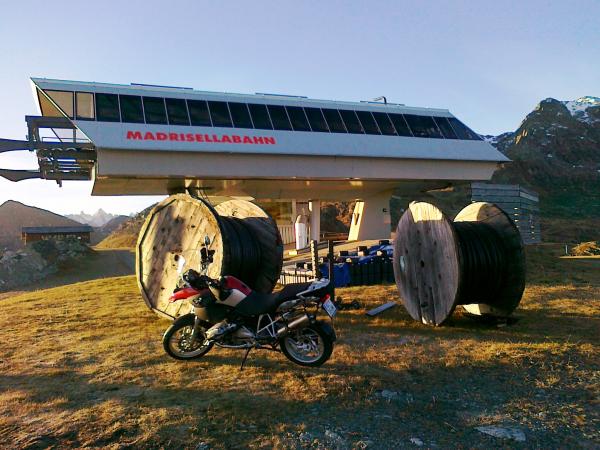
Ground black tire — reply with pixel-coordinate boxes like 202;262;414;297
162;314;214;360
279;321;334;367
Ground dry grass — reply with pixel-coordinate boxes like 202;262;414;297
95;233;138;250
0;247;598;448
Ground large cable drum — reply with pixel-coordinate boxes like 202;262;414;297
393;201;525;326
136;194;283;319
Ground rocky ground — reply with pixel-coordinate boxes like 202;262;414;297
0;241;135;293
0;239;91;292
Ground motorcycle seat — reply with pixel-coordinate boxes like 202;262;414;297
234;282;313;316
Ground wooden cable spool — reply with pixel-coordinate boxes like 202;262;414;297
136;194;283;319
392;201;526;326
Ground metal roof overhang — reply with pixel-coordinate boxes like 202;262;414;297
91;147;501;200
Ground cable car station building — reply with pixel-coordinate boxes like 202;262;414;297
0;78;509;243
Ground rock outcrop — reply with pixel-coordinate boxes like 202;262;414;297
0;239;91;291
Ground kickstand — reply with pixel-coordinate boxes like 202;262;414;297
240;347;252;371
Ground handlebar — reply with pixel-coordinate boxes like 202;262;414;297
183;269;220;289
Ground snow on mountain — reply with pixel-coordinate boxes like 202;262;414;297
562;96;600;123
480;134;498;144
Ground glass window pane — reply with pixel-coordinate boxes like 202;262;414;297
356;111;380;134
46;90;74;118
434;117;458;139
228;102;253;128
76;92;94;120
166;98;190;126
304;107;329;132
187;100;212;126
143;97;167;124
38;91;63;117
248;104;273;129
372;112;396;136
322;109;346;133
95;93;120;122
207;101;232;127
267;105;292;130
286;106;311;131
404;114;443;138
388;113;412;137
339;110;363;134
120;95;144;123
447;117;481;140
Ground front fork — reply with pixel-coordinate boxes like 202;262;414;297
190;316;204;342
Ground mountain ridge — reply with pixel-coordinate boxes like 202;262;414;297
66;209;127;227
489;95;600;216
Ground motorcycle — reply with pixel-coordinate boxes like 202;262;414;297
162;238;337;368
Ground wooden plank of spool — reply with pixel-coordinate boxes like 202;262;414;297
136;194;224;318
393;202;460;325
454;202;526;317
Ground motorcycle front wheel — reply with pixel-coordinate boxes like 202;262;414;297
279;322;334;367
162;314;213;360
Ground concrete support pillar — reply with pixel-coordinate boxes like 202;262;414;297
309;200;320;242
348;190;392;241
291;199;297;226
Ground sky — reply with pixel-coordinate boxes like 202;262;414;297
0;0;598;215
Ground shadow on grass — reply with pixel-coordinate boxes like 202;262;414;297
343;303;599;347
1;345;596;449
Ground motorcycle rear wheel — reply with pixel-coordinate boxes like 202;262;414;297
163;314;213;360
279;322;334;367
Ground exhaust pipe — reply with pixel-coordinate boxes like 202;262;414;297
277;314;311;338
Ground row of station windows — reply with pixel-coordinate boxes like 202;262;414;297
40;89;482;140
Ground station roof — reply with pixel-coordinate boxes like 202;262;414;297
31;77;452;115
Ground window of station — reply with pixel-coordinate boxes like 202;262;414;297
166;98;190;126
143;97;167;124
388;113;412;137
248;104;273;129
372;112;397;136
286;106;311;131
267;105;292;130
187;100;212;126
228;102;253;128
355;111;380;135
95;93;120;122
207;101;233;127
304;107;329;132
339;110;364;134
322;109;347;133
44;90;74;118
404;114;442;138
86;90;484;141
434;117;458;139
75;92;95;120
120;95;144;123
447;118;481;140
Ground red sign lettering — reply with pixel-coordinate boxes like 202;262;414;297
126;130;277;145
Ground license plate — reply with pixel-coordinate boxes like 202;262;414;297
322;298;337;317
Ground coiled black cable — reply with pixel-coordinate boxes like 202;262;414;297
453;221;508;306
219;216;262;287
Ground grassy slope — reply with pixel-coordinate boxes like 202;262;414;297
95;232;138;250
0;247;598;448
